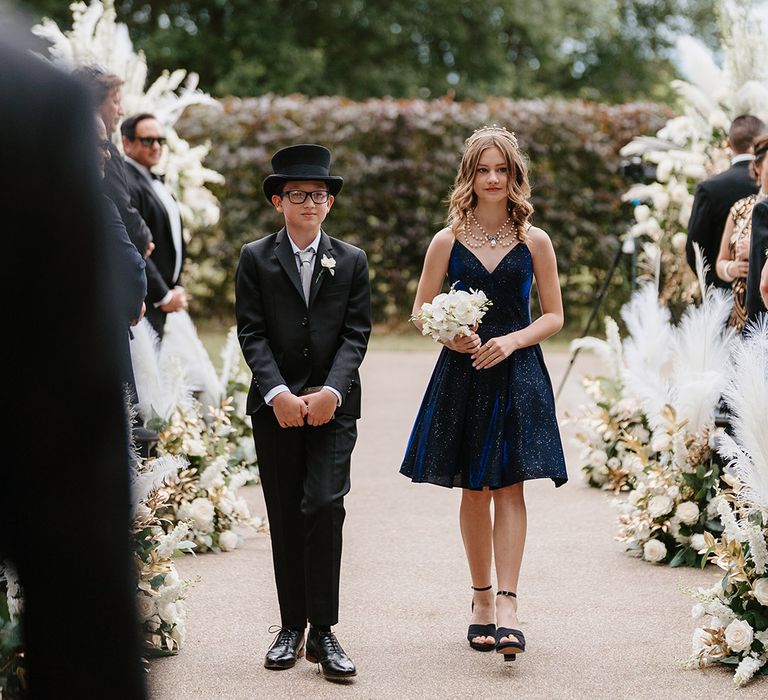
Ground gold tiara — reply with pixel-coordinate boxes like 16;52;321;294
465;124;519;148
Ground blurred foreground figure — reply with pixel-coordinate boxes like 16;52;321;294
0;37;147;700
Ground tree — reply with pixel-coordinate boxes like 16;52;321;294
18;0;719;102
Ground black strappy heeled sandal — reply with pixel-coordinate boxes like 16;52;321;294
495;590;526;661
467;584;496;651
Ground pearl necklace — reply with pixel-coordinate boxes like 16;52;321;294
462;210;515;249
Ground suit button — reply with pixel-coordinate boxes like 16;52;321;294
303;348;310;357
301;317;308;327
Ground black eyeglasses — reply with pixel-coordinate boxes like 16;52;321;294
97;139;111;152
137;136;166;147
280;190;331;204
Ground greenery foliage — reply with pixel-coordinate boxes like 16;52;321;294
176;95;669;328
20;0;717;103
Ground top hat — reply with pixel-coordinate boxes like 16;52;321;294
263;144;344;203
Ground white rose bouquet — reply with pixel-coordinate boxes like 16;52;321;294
412;284;492;342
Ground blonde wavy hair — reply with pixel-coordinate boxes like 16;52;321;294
447;127;533;242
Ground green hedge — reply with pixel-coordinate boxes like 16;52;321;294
178;96;669;330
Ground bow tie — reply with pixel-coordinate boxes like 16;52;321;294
151;172;165;183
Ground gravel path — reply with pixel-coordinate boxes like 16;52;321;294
149;348;764;699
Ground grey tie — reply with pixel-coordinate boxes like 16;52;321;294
297;248;315;304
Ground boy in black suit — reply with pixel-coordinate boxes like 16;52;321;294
686;114;765;287
235;145;371;681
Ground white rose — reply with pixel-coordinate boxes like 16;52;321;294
218;497;234;516
643;539;667;562
589;450;608;468
634;204;651;222
158;601;181;626
189;497;215;533
691;603;706;621
676;501;700;525
724;619;754;653
162;569;180;592
219;530;238;552
590;467;609;485
648;495;674;519
753;579;768;606
137;595;156;621
690;534;707;552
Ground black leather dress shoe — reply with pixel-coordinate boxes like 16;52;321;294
306;628;357;680
264;628;305;670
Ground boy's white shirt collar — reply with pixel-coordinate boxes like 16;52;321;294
287;230;322;254
732;153;755;165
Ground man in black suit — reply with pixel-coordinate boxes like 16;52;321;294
686;114;765;287
235;145;371;681
122;113;187;339
96;114;147;399
0;37;146;699
746;199;768;322
73;66;154;260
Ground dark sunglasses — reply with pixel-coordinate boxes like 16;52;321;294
137;136;166;147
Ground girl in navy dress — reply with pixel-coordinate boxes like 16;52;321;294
401;126;567;661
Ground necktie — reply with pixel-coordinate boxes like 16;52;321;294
297;249;315;304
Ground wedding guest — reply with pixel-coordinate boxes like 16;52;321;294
746;199;768;321
0;37;146;699
686;114;765;287
95;114;147;399
122;113;187;339
401;127;567;662
73;65;154;260
236;145;371;681
715;134;768;330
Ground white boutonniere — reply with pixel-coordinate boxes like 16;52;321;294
316;254;336;282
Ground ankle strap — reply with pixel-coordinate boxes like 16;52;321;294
471;584;493;591
496;590;517;598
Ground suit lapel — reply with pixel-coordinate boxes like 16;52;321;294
274;228;305;301
308;230;333;308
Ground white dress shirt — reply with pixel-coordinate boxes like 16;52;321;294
732;154;755;165
263;230;342;408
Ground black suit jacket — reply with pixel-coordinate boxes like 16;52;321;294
124;160;185;305
103;143;153;256
235;228;371;418
0;37;146;699
746;200;768;321
686;161;758;288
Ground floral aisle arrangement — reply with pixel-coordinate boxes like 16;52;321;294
0;563;24;697
130;453;195;655
32;0;223;229
686;321;768;686
218;327;258;478
618;0;768;308
569;317;648;491
412;285;492;342
571;277;736;567
129;316;261;553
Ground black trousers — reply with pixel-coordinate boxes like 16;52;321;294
145;305;166;340
251;409;357;629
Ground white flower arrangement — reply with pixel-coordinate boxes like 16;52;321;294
412;283;492;342
685;320;768;686
618;0;768;306
32;0;224;230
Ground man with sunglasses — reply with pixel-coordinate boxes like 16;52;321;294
122;113;187;339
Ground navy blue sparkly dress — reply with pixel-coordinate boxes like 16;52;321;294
400;240;568;490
